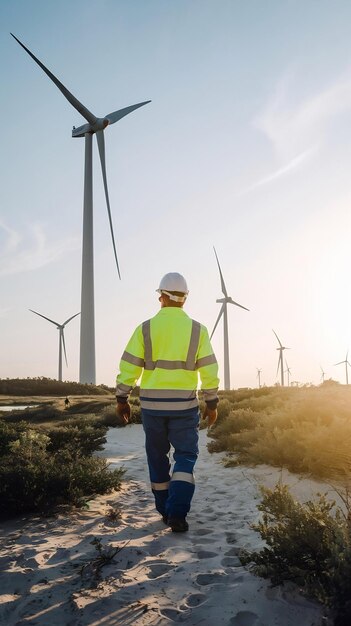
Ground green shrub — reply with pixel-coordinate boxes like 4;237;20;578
0;420;123;518
0;376;110;396
46;423;107;456
216;399;234;421
5;404;62;423
208;386;351;482
241;483;351;626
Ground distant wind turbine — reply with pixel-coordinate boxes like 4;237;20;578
334;351;351;385
30;310;80;381
285;360;292;387
256;368;262;388
320;366;326;384
12;34;150;384
210;247;249;390
273;330;290;386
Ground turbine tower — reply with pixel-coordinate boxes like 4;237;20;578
334;351;351;385
256;368;262;388
12;34;150;384
30;310;80;381
210;247;249;390
273;330;289;386
320;366;326;384
285;359;291;387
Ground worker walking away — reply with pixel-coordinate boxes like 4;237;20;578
115;273;219;532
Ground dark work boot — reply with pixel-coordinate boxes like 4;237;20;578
168;517;189;532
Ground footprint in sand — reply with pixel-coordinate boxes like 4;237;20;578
196;528;213;536
160;607;182;620
184;592;207;607
146;562;172;579
225;547;240;556
196;551;217;559
221;556;241;567
196;572;227;586
229;610;258;626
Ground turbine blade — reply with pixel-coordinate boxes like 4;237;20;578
29;309;59;327
213;247;228;297
334;361;345;366
61;330;68;367
96;130;121;279
228;298;249;312
210;304;225;340
11;34;97;125
272;329;283;348
62;312;80;327
105;101;151;125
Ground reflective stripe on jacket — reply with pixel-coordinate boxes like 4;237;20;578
116;307;219;411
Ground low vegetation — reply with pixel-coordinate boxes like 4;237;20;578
211;383;351;482
0;377;113;396
0;412;124;518
209;384;351;625
240;483;351;626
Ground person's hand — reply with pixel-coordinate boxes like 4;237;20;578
202;406;217;429
116;401;131;425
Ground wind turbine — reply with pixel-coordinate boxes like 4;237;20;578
256;368;262;388
210;247;249;390
285;360;292;387
272;330;289;386
12;34;150;384
320;366;326;384
29;310;80;381
334;351;351;385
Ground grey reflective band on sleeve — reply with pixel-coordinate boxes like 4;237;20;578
171;471;195;485
202;388;219;401
116;382;133;395
151;481;170;491
195;354;218;369
122;351;145;367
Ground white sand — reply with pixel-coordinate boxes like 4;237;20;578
0;424;331;626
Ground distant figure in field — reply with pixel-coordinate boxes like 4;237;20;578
65;396;70;409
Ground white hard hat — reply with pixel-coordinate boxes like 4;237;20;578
156;272;189;302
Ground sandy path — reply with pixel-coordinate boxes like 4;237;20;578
0;425;328;626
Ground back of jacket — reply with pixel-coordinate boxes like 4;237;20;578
116;307;219;414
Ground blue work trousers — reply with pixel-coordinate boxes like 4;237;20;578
141;409;199;519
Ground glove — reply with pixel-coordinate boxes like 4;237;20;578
202;405;218;429
116;401;131;425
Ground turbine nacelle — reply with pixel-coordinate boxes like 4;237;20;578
72;117;110;138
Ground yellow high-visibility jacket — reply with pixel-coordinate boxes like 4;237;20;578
116;307;219;412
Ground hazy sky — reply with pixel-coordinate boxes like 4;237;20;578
2;0;351;389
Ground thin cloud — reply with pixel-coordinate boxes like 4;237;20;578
254;70;351;158
244;70;351;193
0;222;80;276
239;147;316;196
